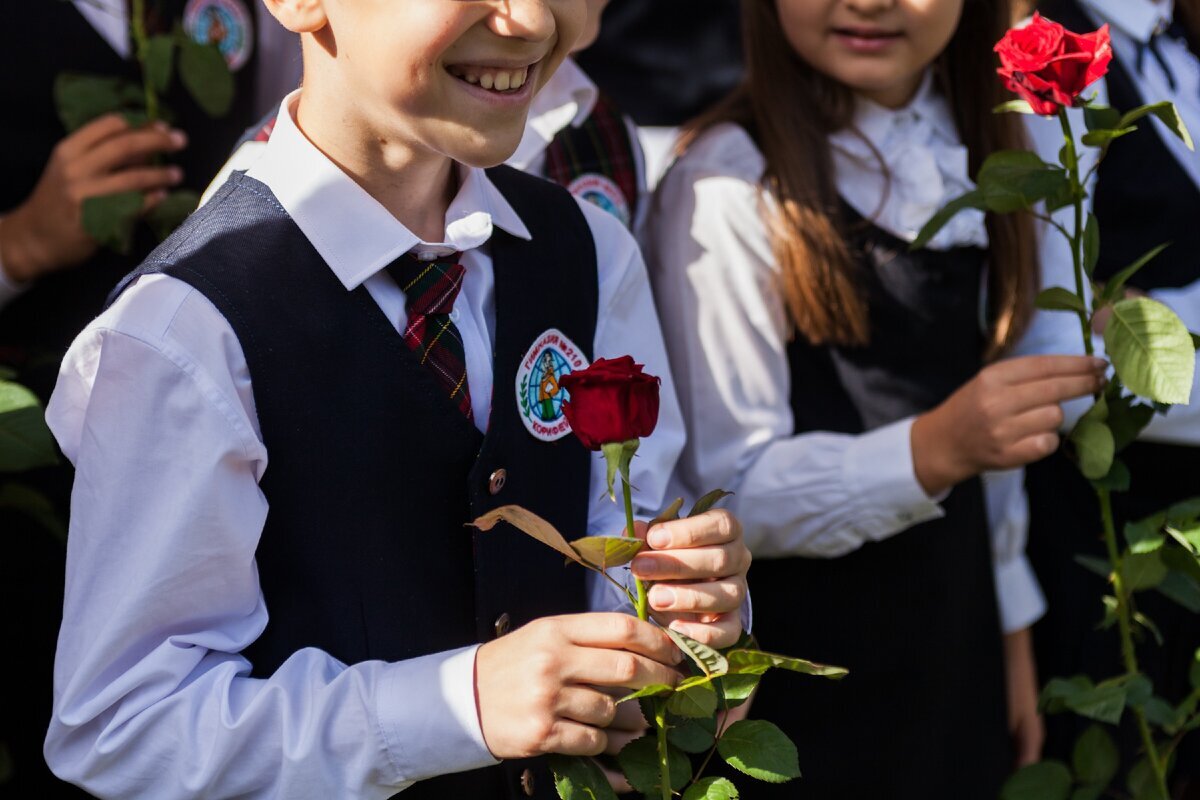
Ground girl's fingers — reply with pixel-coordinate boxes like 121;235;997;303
555;686;617;727
648;579;745;615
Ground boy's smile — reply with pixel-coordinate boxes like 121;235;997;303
444;61;536;94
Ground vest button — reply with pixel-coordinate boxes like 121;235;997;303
488;468;507;495
520;768;535;796
494;612;512;638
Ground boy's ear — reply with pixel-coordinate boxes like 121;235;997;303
261;0;327;34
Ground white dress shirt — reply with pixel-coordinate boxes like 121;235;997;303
42;92;687;799
644;81;1045;634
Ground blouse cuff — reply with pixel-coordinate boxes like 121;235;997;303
993;553;1047;633
375;645;498;785
842;417;946;537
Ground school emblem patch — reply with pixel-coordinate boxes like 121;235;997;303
184;0;254;71
516;329;589;441
567;173;632;228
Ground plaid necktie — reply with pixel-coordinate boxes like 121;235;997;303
386;252;473;420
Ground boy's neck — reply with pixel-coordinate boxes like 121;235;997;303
294;93;456;244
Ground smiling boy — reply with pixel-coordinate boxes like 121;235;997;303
41;1;750;798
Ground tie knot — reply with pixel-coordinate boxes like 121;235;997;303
388;252;466;316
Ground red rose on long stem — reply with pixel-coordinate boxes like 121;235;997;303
995;13;1112;115
560;356;660;450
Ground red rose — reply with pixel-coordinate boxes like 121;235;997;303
995;14;1112;115
560;356;660;449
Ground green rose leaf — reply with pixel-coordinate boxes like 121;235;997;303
82;191;143;255
912;189;986;250
717;720;801;784
1122;551;1168;591
668;715;717;753
472;505;584;565
54;72;144;131
666;628;728;677
717;673;761;707
1124;517;1166;554
1156;567;1200;612
1072;725;1118;787
1070;786;1105;800
994;99;1035;115
617;735;691;795
975;150;1069;213
725;648;848;679
683;777;739;800
1081;127;1136;147
1041;676;1128;724
1084;105;1121;132
569;536;645;569
616;684;674;704
1036;287;1089;314
1127;757;1160;800
688;488;733;517
651;497;684;526
1104;389;1155;453
1074;555;1113;580
1190;648;1200;689
548;755;618;800
145;190;199;241
0;381;60;472
1090;458;1131;491
1099;243;1172;305
1118;100;1194;151
600;439;639;502
666;681;718;718
1070;419;1114;479
1000;761;1072;800
145;34;176;95
178;32;234;117
1083;213;1100;276
1104;297;1195;405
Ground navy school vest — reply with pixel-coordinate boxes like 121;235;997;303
110;166;597;799
1041;0;1200;290
747;212;1010;798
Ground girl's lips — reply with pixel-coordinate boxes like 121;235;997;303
831;28;904;53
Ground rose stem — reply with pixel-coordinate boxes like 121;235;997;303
130;0;159;121
655;698;671;800
622;475;650;622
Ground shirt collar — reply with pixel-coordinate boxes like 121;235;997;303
1080;0;1174;43
508;58;599;170
246;90;532;291
839;71;958;158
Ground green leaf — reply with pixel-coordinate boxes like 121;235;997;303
975;150;1069;213
1000;761;1072;800
178;32;234;117
53;72;143;131
1126;758;1160;800
1100;243;1172;305
1072;725;1118;787
725;648;848;679
1122;673;1153;707
0;381;59;472
1084;105;1121;132
1142;695;1183;730
81;191;143;255
1105;391;1155;452
1074;554;1113;581
1133;610;1164;645
1090;458;1131;491
1156;567;1200;612
667;681;718;718
912;189;987;250
0;483;66;541
651;497;684;526
570;536;645;569
1083;213;1100;276
600;439;639;502
145;190;199;241
616;684;675;704
1081;127;1136;147
1191;648;1200;690
1058;144;1076;171
1042;676;1128;723
1036;287;1089;314
683;777;739;800
617;735;690;795
1123;551;1168;591
1118;100;1194;151
1125;517;1166;554
472;505;585;565
548;755;618;800
1070;786;1105;800
717;720;801;783
994;99;1035;115
688;488;733;517
668;715;717;753
1161;545;1200;582
666;628;728;678
1104;297;1195;404
144;34;176;95
716;673;761;707
1070;419;1114;479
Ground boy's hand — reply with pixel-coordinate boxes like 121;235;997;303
475;613;682;760
631;509;751;649
0;114;186;284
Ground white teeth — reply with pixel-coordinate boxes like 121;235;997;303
511;69;526;89
479;72;494;90
451;65;531;92
494;71;511;91
465;73;479;84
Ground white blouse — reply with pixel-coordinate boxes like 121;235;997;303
644;97;1044;633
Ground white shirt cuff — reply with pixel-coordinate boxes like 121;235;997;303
375;645;498;784
993;553;1047;633
843;417;945;536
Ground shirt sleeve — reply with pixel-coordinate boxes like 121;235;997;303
982;469;1046;633
642;127;945;561
43;276;496;800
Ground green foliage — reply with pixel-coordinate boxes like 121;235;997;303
725;648;849;679
716;673;760;707
717;720;800;784
651;497;684;526
1123;552;1168;591
666;682;718;719
682;777;739;800
1072;725;1118;787
1083;213;1100;276
144;34;176;94
1117;101;1194;151
82;191;143;255
1099;243;1172;305
54;73;143;131
1083;105;1121;132
0;380;59;472
569;536;644;569
1041;676;1127;725
667;715;716;754
994;99;1035;115
618;736;691;795
688;489;733;517
1001;761;1072;800
1070;419;1114;480
1104;297;1195;405
178;32;234;117
549;756;617;800
666;629;728;678
1037;287;1089;314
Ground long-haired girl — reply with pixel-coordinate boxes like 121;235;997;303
644;0;1107;794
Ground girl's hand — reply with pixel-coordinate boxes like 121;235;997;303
911;355;1107;496
475;613;682;760
630;509;751;649
1004;627;1044;768
0;114;187;284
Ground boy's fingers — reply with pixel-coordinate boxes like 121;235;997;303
59;113;130;157
568;647;681;690
666;613;742;650
564;613;682;666
82;165;184;200
82;125;187;175
644;509;740;550
545;720;607;757
556;687;617;727
648;579;745;615
607;693;649;731
632;543;748;582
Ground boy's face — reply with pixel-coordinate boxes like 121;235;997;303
307;0;586;167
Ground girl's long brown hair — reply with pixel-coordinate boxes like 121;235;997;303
681;0;1038;357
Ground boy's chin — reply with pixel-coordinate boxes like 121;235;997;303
447;131;524;170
